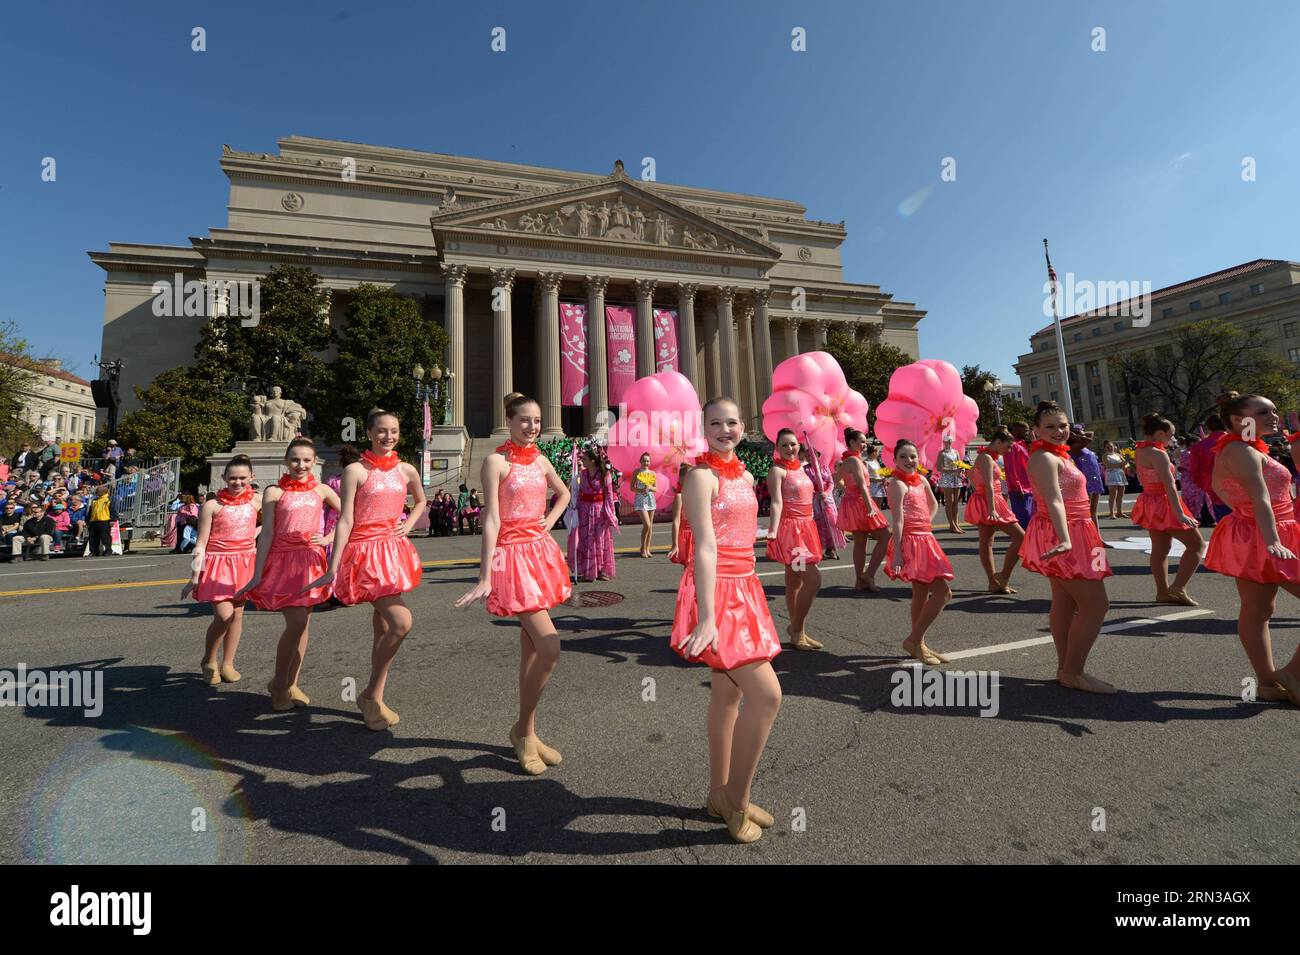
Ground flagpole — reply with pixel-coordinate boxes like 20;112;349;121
1043;239;1076;422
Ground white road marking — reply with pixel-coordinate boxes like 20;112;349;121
940;608;1214;661
0;562;162;578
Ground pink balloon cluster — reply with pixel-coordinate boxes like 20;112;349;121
605;371;708;508
761;352;869;466
873;360;980;467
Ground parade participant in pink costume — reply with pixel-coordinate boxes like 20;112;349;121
1132;412;1204;607
1204;392;1300;706
885;439;953;665
182;454;260;686
673;397;782;845
455;394;573;774
667;462;694;566
765;429;823;651
305;410;425;731
574;445;618;581
836;428;890;592
964;429;1024;594
803;446;844;558
1021;401;1116;695
237;438;340;712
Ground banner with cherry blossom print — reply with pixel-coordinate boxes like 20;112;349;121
559;301;588;407
653;308;679;373
605;305;636;406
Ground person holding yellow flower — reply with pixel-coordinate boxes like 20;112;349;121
937;435;965;534
632;453;657;558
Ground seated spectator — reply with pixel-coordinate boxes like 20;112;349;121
1;501;23;561
49;501;72;551
172;493;200;554
67;495;88;541
21;503;55;561
0;455;8;482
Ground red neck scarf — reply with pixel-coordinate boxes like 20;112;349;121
841;449;862;461
1031;440;1070;460
700;451;744;479
217;487;254;507
1286;432;1300;444
1135;440;1164;450
985;450;1001;461
1214;433;1268;455
893;470;922;487
278;473;318;492
363;449;399;470
772;454;802;471
497;440;539;464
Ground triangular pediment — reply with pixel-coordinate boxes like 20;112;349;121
429;172;780;260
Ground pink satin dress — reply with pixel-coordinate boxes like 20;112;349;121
885;478;954;583
1205;452;1300;584
249;486;332;609
1132;457;1198;532
1021;456;1112;580
193;497;258;603
963;456;1017;526
672;466;781;671
334;464;422;605
765;464;822;566
487;454;572;617
669;481;693;567
836;456;888;533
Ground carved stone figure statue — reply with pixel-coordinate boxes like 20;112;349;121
284;401;307;437
612;197;631;228
249;394;269;442
546;210;563;234
596;201;611;236
630;207;646;241
653;213;668;245
577;201;592;237
262;386;295;442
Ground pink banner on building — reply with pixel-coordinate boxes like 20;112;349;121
559;301;588;406
605;305;636;406
653;308;679;373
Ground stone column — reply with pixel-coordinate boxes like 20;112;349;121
634;278;658;378
812;319;829;350
736;299;758;430
441;264;469;428
584;275;610;436
703;295;721;398
537;271;565;437
783;316;801;360
488;266;515;437
753;289;774;425
717;286;738;398
677;283;700;392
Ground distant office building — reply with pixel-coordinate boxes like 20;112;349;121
1;356;96;445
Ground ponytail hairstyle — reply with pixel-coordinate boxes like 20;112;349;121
1140;412;1174;436
988;427;1013;449
892;439;918;468
366;407;399;431
1216;390;1264;429
1033;399;1066;425
285;436;316;460
776;428;797;442
222;453;253;477
1203;413;1225;432
504;392;538;419
337;444;362;468
844;427;866;448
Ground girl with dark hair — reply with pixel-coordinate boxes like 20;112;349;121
964;429;1024;593
766;429;824;651
1132;412;1204;605
836;428;890;592
886;439;953;664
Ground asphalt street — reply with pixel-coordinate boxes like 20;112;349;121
1;510;1297;865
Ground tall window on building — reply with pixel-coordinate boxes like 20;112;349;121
1069;367;1078;380
1284;321;1297;338
1030;376;1039;388
1073;332;1082;342
1289;347;1300;364
57;413;64;434
1096;402;1105;418
1162;307;1175;318
1050;391;1058;401
1189;300;1202;311
1090;365;1100;378
1048;373;1057;385
1250;283;1264;295
1219;292;1232;305
1093;384;1102;397
83;418;90;437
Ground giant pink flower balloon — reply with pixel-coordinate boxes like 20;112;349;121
762;351;869;466
606;371;708;509
873;360;980;467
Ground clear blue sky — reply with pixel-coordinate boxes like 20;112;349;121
3;0;1298;387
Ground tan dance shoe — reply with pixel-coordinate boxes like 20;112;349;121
201;661;221;686
1057;670;1118;694
267;680;294;712
713;789;762;844
509;726;547;775
707;788;774;828
361;697;400;731
286;684;310;707
219;664;241;683
533;736;563;766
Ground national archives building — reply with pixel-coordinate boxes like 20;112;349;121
90;136;923;445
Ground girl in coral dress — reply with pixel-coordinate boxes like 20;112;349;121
964;429;1024;594
836;429;890;592
668;462;694;566
1204;392;1300;706
673;397;782;845
765;429;824;651
182;454;260;686
574;445;618;581
306;410;425;731
1132;412;1205;606
1021;401;1117;695
455;394;573;774
803;446;844;559
885;439;953;665
237;438;340;712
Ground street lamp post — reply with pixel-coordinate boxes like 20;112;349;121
985;379;1004;429
413;364;444;487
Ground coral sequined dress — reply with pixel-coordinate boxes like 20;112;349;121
193;492;258;603
835;454;888;533
963;456;1016;526
1132;456;1198;532
669;481;693;567
765;462;822;566
334;457;422;605
1205;450;1300;584
672;461;780;671
487;444;572;617
1021;454;1112;580
249;480;332;609
885;478;953;583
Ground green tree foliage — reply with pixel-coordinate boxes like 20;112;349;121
317;284;448;457
0;322;43;455
961;364;1032;432
116;367;246;485
824;329;914;427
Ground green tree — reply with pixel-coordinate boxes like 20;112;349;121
0;322;43;455
824;330;914;427
318;284;449;457
116;367;246;486
961;364;1032;433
